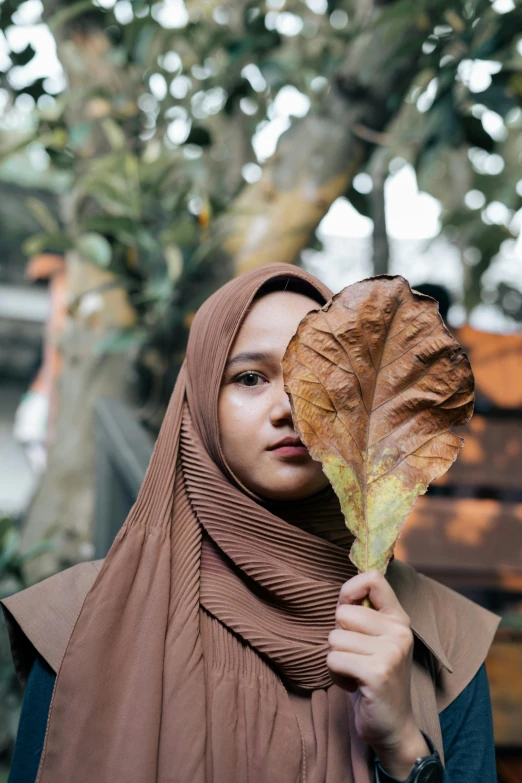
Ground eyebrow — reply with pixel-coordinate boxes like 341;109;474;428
224;351;275;371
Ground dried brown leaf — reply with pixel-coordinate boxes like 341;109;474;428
282;275;474;573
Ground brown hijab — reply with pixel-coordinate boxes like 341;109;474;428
1;263;499;783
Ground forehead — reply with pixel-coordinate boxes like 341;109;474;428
230;290;320;352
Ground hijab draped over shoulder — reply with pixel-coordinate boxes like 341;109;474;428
1;263;499;783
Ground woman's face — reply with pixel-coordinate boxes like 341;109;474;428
218;289;330;501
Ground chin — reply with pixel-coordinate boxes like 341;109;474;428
257;474;328;502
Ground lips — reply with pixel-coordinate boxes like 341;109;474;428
268;437;305;450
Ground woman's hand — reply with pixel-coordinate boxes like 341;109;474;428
326;571;430;780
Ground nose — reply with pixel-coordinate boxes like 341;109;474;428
269;377;295;427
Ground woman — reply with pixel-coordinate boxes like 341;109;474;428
2;264;498;783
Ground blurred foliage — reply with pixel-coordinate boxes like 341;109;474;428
0;515;54;767
409;17;522;312
0;0;520;395
0;183;54;284
1;0;357;305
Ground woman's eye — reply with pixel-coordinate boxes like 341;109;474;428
236;372;265;387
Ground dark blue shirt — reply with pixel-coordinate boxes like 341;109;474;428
9;655;55;783
8;655;497;782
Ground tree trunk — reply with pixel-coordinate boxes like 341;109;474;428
206;4;430;276
21;321;134;580
20;16;138;581
371;151;390;276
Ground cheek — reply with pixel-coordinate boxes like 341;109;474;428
218;389;265;455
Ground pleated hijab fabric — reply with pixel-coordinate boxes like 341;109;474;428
24;263;499;783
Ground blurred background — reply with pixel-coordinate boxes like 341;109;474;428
0;0;521;779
